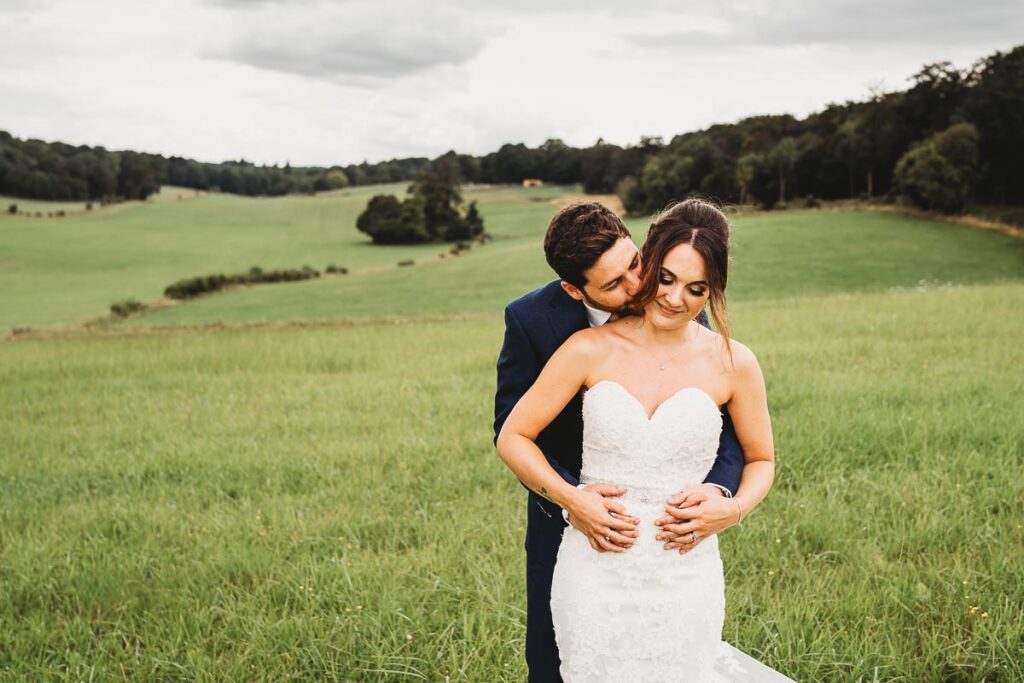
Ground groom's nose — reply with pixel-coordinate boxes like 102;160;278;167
624;270;641;296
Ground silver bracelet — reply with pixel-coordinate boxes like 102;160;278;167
561;483;588;523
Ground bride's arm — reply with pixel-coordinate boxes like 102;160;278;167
724;341;776;521
497;330;639;552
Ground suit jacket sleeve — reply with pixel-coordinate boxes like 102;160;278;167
494;304;580;487
702;407;744;495
695;308;744;495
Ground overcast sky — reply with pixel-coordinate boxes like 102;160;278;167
1;0;1020;167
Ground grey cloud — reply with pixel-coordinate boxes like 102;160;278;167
220;32;484;81
207;0;309;6
751;0;1023;46
207;0;681;19
207;2;490;84
628;0;1023;51
0;0;55;12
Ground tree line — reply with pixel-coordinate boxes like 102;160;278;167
1;45;1019;214
0;133;432;202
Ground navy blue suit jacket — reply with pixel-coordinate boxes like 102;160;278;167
493;280;745;567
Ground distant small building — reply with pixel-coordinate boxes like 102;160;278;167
522;178;544;188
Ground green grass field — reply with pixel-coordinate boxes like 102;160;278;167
106;209;1024;329
0;184;567;331
1;185;1023;680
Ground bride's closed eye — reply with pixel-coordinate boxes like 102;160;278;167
661;278;706;297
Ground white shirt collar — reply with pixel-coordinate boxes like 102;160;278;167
582;300;614;328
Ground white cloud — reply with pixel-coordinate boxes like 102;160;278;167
0;0;1018;166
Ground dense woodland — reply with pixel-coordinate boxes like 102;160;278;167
1;45;1020;215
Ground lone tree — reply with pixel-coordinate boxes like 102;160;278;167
355;160;486;244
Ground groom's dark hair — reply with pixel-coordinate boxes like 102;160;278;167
544;202;631;289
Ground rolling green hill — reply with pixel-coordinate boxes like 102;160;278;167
117;209;1024;328
0;184;568;330
3;184;1022;332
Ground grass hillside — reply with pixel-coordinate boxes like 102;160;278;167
1;283;1021;680
0;184;566;331
119;209;1023;328
5;184;1021;332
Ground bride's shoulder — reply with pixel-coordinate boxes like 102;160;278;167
562;325;614;358
703;330;759;375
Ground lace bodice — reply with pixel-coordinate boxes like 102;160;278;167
580;380;723;504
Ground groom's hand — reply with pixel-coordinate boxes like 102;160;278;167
655;484;737;554
566;484;640;553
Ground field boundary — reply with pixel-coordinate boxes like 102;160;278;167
857;204;1024;239
3;311;495;343
11;278;1023;344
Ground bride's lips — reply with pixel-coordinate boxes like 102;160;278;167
657;301;683;317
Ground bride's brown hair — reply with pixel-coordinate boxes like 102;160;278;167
633;198;733;362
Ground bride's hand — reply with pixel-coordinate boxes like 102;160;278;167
565;484;639;553
655;484;739;554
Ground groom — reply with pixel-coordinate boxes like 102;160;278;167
493;202;746;682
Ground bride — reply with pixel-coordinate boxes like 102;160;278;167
497;200;780;681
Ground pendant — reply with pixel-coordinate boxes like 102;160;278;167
658;361;665;371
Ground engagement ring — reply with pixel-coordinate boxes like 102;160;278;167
690;531;698;542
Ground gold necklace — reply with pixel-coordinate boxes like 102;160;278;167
641;320;700;371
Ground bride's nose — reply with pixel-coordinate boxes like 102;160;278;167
665;284;684;308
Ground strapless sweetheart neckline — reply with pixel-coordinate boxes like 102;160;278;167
585;379;720;422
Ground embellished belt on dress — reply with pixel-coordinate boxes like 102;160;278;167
579;477;677;505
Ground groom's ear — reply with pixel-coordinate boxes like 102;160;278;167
560;281;585;302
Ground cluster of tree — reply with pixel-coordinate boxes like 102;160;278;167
356;160;485;244
0;134;161;201
893;123;980;214
2;44;1019;215
619;46;1023;214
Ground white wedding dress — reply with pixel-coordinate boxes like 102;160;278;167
550;380;793;682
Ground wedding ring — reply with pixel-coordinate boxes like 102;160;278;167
690;531;698;542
